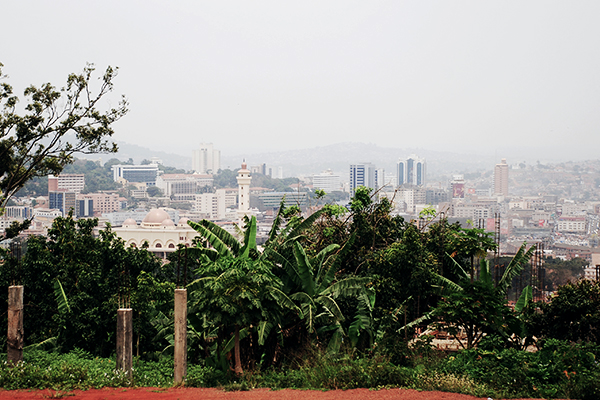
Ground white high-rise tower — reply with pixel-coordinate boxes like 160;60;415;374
192;143;221;174
236;161;252;223
397;155;426;186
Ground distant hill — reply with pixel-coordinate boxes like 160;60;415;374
76;141;192;170
76;141;504;181
223;142;497;180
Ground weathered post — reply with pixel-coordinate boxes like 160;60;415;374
116;308;133;374
7;285;24;364
174;288;187;384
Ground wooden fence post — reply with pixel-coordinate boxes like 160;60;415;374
116;308;133;374
7;285;24;364
174;288;187;384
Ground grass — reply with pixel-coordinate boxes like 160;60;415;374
1;340;599;399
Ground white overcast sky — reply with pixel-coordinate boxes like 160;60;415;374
2;1;600;160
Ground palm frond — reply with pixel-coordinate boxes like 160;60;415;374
445;252;469;279
398;311;433;333
293;242;316;296
24;336;57;351
268;285;300;314
498;243;536;295
54;278;71;314
431;273;465;295
239;216;257;258
479;258;493;287
266;198;286;244
283;209;325;244
185;246;220;263
348;287;375;347
326;323;345;354
318;295;344;322
514;285;533;313
321;276;371;299
317;232;356;293
256;321;274;346
188;220;236;258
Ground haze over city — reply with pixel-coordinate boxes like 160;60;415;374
3;1;600;162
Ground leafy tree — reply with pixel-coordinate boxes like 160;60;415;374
146;185;163;197
532;279;600;344
280;240;373;353
0;62;127;210
543;256;588;290
428;244;536;349
343;186;406;275
0;214;163;357
61;158;118;193
431;279;512;349
188;256;295;375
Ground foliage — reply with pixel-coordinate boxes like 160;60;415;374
429;245;536;349
61;158;118;193
0;214;163;357
0;349;178;389
146;185;163;197
431;279;514;349
2;341;599;399
256;348;414;390
188;256;296;374
0;62;127;210
439;340;600;399
543;256;588;290
532;279;600;344
286;241;373;352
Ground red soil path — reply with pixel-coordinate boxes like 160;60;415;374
0;387;559;400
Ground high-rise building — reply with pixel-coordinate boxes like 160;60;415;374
192;143;221;174
349;163;377;194
494;158;509;196
111;164;159;183
397;155;426;186
451;175;465;198
49;191;77;216
313;170;341;193
48;174;85;193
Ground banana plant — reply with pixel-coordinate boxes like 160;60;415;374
284;236;373;353
187;216;257;261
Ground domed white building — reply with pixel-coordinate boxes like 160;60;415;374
113;208;197;259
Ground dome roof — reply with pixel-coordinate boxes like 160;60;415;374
142;208;170;224
178;217;189;225
161;218;175;227
122;218;137;227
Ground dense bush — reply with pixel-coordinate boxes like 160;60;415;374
439;339;600;399
532;279;600;344
257;352;414;390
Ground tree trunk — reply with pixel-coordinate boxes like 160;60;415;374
234;324;243;375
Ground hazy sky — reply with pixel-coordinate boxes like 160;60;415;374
3;1;600;160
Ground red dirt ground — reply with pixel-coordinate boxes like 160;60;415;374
0;387;561;400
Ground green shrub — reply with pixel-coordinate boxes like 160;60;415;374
186;365;227;387
438;340;600;399
415;371;498;398
253;349;413;390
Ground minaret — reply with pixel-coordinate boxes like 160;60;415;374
236;161;252;223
